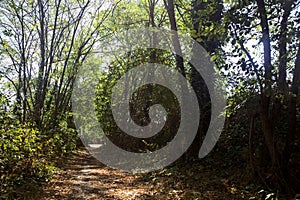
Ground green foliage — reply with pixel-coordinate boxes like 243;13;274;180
0;110;77;196
0;0;299;197
226;79;258;117
95;48;181;152
43;115;78;158
0;123;51;194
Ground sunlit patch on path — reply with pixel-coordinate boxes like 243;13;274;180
39;150;165;200
38;149;256;200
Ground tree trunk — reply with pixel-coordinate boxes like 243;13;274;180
35;0;46;128
283;40;300;178
256;0;277;166
163;0;186;77
187;0;222;160
278;1;293;93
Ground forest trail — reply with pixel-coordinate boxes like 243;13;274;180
39;149;160;200
37;149;255;200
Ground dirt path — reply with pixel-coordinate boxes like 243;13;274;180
39;150;155;200
38;149;255;200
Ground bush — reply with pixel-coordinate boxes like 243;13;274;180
0;123;55;194
0;115;78;196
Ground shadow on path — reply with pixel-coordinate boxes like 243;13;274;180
38;148;256;200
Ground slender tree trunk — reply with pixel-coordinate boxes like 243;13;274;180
35;0;46;128
188;0;222;160
278;1;293;93
20;6;27;123
144;0;157;126
163;0;186;77
164;0;194;154
283;41;300;177
256;0;277;166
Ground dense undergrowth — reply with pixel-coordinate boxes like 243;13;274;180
0;113;77;199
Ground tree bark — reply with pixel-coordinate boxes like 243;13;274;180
35;0;46;128
278;1;293;93
163;0;186;77
283;40;300;175
256;0;277;166
188;0;222;160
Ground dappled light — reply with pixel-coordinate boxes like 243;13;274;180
38;149;259;200
0;0;299;199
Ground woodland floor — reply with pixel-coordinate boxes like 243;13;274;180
28;148;266;200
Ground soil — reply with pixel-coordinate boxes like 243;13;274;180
37;148;259;200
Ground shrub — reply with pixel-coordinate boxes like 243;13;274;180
0;123;55;195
